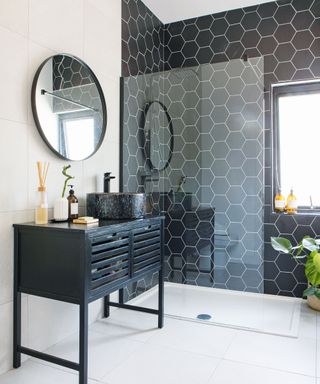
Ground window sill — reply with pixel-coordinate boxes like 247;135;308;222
271;211;320;217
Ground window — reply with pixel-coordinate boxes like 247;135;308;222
273;80;320;209
61;116;95;160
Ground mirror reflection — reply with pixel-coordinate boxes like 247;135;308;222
144;101;173;171
32;54;106;161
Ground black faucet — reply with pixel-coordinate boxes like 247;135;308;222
104;172;115;193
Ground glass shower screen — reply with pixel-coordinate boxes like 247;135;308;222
122;56;265;296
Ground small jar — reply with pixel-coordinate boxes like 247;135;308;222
35;187;48;224
54;197;69;221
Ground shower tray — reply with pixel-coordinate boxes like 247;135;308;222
128;282;302;337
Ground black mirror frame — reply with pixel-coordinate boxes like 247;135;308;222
142;100;174;172
31;53;107;161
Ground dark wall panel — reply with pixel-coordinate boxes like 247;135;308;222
122;0;320;297
164;0;320;297
122;0;165;77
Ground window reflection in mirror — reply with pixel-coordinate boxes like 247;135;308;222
61;117;95;160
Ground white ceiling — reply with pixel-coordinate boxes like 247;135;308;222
142;0;275;24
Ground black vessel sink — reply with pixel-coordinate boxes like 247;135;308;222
87;193;146;220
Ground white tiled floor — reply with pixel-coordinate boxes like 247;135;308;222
0;303;318;384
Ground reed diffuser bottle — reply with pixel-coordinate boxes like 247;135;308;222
35;161;49;225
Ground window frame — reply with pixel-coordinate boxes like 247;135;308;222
272;79;320;213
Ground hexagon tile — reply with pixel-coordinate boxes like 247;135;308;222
122;0;165;77
122;57;265;294
122;0;320;298
52;55;102;123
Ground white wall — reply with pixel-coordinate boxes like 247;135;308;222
0;0;121;375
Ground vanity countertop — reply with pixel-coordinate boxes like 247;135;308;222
13;214;164;233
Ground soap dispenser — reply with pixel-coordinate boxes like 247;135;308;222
67;185;79;220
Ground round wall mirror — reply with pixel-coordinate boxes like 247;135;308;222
143;101;174;172
31;54;107;161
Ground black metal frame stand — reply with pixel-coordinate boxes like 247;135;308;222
13;217;164;384
13;274;164;384
104;272;164;328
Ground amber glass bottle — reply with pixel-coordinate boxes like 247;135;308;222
67;186;79;220
274;189;286;213
286;189;298;215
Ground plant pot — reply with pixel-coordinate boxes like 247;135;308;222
307;295;320;311
54;198;69;221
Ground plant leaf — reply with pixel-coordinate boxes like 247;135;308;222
303;286;317;298
305;251;320;286
271;237;292;253
315;289;320;299
302;237;318;252
314;252;320;273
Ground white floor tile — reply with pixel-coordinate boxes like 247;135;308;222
298;304;317;340
317;340;320;378
225;330;316;376
27;297;102;353
0;361;97;384
43;330;143;381
102;343;220;384
208;360;316;384
146;317;236;358
91;309;162;342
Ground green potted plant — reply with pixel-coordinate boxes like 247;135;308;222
271;236;320;311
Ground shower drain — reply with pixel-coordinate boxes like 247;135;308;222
197;314;212;321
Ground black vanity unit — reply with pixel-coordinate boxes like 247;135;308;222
13;216;164;384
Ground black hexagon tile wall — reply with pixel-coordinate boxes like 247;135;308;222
121;0;320;298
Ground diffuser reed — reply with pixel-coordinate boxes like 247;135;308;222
35;161;50;224
37;161;49;191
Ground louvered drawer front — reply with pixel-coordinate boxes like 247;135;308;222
90;231;130;295
133;224;161;275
